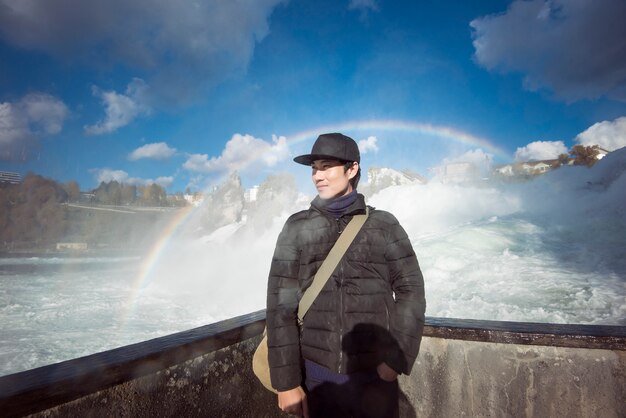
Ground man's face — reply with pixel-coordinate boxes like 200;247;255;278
311;159;358;199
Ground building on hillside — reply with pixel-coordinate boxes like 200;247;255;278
79;192;96;202
521;161;552;174
244;185;259;202
166;193;190;206
184;193;204;207
494;159;562;178
56;242;88;251
595;147;610;160
0;171;21;185
495;147;612;180
494;164;514;177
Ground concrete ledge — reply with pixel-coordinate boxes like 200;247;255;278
0;312;624;417
423;317;626;350
0;311;269;417
404;338;626;418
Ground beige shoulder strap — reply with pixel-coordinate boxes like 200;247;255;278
297;207;369;321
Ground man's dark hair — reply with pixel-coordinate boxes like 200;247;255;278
343;161;361;189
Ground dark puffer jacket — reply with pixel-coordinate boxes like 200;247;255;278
266;193;425;391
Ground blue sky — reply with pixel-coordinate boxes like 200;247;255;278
1;0;625;192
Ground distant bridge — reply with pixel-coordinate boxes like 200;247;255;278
65;203;183;214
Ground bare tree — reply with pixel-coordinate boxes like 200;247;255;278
570;145;600;167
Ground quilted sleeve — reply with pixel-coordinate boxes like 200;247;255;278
266;216;303;391
384;215;426;375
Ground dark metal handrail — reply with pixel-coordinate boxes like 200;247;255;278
423;317;626;350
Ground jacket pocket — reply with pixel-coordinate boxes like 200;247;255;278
344;277;386;295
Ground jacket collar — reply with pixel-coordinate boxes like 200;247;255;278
310;192;367;218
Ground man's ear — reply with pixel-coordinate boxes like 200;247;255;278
348;162;359;179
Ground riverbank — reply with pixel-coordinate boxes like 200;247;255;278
0;247;146;259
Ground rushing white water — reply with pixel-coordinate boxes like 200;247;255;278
1;149;625;376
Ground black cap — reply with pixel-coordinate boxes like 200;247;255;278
293;133;360;165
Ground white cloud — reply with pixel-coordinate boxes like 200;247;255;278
152;176;174;188
576;117;626;151
183;133;289;173
0;0;286;103
0;93;68;161
92;168;174;188
444;149;494;173
514;141;568;162
183;154;212;173
185;175;205;192
262;135;290;166
358;136;379;154
85;78;151;135
443;148;493;176
0;102;30;145
349;0;379;13
20;93;69;134
93;168;130;184
471;0;626;102
129;142;176;160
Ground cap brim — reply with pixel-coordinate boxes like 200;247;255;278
293;154;348;165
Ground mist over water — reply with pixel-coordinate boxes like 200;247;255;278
121;148;626;328
368;151;626;324
1;149;625;376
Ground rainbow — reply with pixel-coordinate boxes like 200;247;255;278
122;119;509;323
121;205;195;325
282;119;511;160
134;206;194;287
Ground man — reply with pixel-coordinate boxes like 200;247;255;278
266;133;425;417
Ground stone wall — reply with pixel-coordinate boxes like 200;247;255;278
1;312;624;418
403;337;625;418
28;336;285;418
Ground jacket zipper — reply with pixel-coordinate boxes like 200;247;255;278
336;216;344;373
385;302;390;331
338;259;344;373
